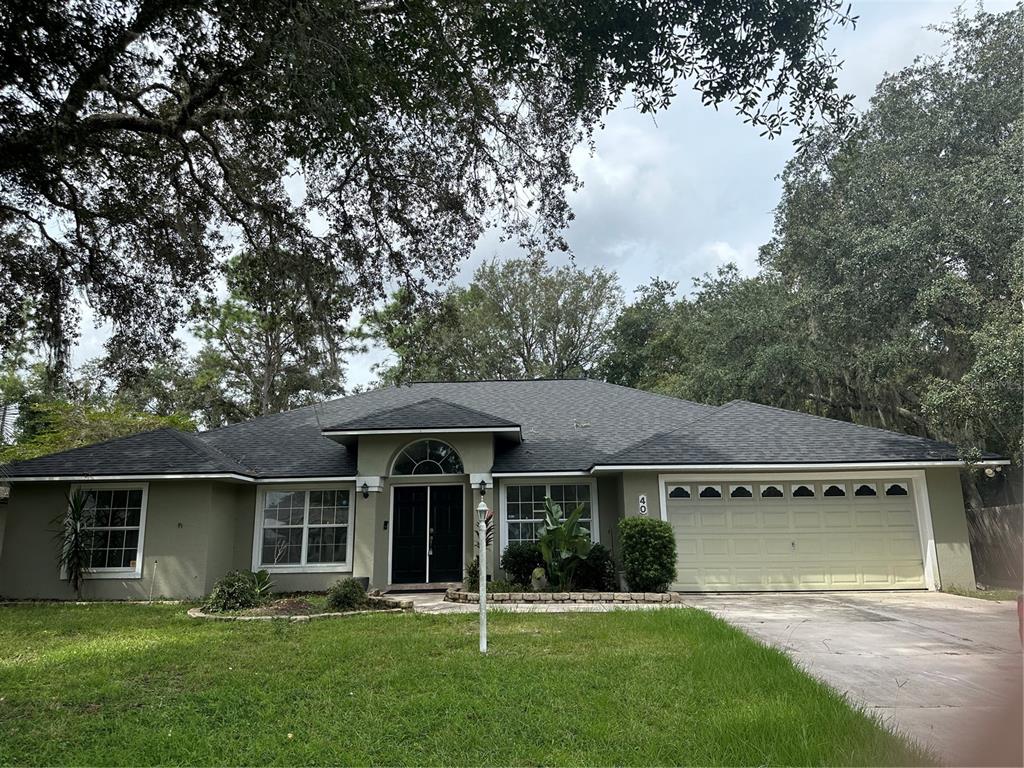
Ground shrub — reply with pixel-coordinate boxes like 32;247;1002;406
464;556;481;592
500;542;543;586
619;517;676;592
326;578;369;612
574;543;617;590
203;570;262;613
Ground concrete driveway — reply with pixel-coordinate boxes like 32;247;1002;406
683;591;1022;765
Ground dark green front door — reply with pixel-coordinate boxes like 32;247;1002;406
391;485;463;584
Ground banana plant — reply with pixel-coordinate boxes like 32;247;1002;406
537;497;591;590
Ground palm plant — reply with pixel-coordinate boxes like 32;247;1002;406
537;497;592;590
55;490;93;598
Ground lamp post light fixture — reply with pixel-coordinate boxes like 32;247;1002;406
476;498;489;653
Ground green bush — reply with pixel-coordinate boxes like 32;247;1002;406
326;578;369;612
464;556;481;592
574;543;617;590
500;542;543;586
203;570;262;613
619;517;676;592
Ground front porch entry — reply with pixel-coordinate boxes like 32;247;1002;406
391;484;464;584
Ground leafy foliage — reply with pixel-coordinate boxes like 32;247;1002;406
325;578;369;612
0;400;194;463
619;518;676;592
497;540;544;589
54;490;92;598
500;542;544;587
185;249;363;426
369;256;623;382
203;570;266;613
0;0;856;380
537;498;592;591
574;543;618;591
602;7;1023;469
463;556;481;593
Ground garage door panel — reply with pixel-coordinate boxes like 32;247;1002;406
792;510;822;527
886;509;917;527
700;539;729;556
730;510;758;527
824;511;852;527
855;510;883;526
733;539;761;556
699;510;727;527
667;477;925;592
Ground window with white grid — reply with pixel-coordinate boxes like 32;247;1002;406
503;481;595;545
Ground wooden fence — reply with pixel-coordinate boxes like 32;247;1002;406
966;504;1023;587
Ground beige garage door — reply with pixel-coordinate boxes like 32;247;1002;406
665;478;926;591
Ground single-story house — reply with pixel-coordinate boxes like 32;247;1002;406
0;379;1005;599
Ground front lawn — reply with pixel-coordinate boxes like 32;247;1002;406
0;604;930;766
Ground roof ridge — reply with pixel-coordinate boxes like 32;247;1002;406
197;385;396;436
601;400;739;460
590;379;712;410
728;400;956;446
170;429;255;474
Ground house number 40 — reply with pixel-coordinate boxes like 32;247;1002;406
638;494;648;516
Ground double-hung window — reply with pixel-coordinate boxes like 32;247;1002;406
256;487;353;571
502;480;598;546
72;484;148;579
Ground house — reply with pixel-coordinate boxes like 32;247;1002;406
0;379;1005;599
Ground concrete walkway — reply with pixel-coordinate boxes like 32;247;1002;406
681;591;1023;765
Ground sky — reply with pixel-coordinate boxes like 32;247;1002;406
72;0;1015;389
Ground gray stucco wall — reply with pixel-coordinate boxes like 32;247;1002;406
925;467;976;589
0;480;226;600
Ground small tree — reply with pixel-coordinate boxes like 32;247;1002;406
55;490;92;598
537;498;592;591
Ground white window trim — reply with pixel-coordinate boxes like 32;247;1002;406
252;484;355;573
657;469;939;590
390;439;466;477
498;476;600;552
67;482;149;580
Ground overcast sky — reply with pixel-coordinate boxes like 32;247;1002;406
73;0;1013;389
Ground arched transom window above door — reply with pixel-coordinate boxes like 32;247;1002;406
391;439;465;475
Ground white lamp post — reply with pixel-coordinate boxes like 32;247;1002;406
476;498;488;653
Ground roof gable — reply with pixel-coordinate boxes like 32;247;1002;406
323;397;520;433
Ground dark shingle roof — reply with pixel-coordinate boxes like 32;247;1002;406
323;398;519;432
4;384;991;480
602;400;980;466
2;428;252;478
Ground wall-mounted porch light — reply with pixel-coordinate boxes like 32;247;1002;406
361;482;370;499
478;479;487;498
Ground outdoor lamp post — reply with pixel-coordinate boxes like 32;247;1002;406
476;498;488;653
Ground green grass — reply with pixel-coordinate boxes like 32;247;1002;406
944;585;1022;602
0;604;931;766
